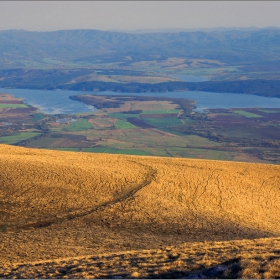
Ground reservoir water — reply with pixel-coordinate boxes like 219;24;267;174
1;87;280;115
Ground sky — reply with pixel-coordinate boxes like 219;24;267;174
0;1;280;32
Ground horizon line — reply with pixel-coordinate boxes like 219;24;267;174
1;26;280;34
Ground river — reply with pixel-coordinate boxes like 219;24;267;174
1;87;280;115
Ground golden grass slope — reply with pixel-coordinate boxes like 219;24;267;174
0;144;279;277
1;237;280;279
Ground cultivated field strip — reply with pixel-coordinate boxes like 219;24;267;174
0;144;279;271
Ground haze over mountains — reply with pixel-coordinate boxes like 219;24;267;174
1;27;280;97
1;27;280;66
108;27;271;33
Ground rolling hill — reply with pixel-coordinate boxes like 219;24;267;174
0;144;279;278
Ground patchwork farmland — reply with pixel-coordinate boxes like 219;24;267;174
0;93;280;164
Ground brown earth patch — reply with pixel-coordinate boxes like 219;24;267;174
0;100;22;104
0;93;23;103
3;107;37;114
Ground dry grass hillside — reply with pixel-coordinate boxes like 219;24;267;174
0;144;279;278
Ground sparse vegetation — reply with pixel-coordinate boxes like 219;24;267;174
0;132;41;144
1;237;279;279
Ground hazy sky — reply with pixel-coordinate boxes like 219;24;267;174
0;1;279;32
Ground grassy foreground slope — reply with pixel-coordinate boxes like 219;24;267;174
0;144;279;278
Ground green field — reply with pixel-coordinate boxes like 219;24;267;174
63;119;93;131
0;104;28;108
47;148;81;152
184;135;223;147
115;119;137;129
27;136;61;147
260;109;280;114
142;117;183;128
83;146;151;156
0;132;41;144
81;144;233;160
233;110;263;118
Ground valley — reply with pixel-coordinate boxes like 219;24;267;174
0;93;279;164
0;27;280;279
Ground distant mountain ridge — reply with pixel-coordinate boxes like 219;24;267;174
1;28;280;65
108;26;279;34
1;28;280;97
